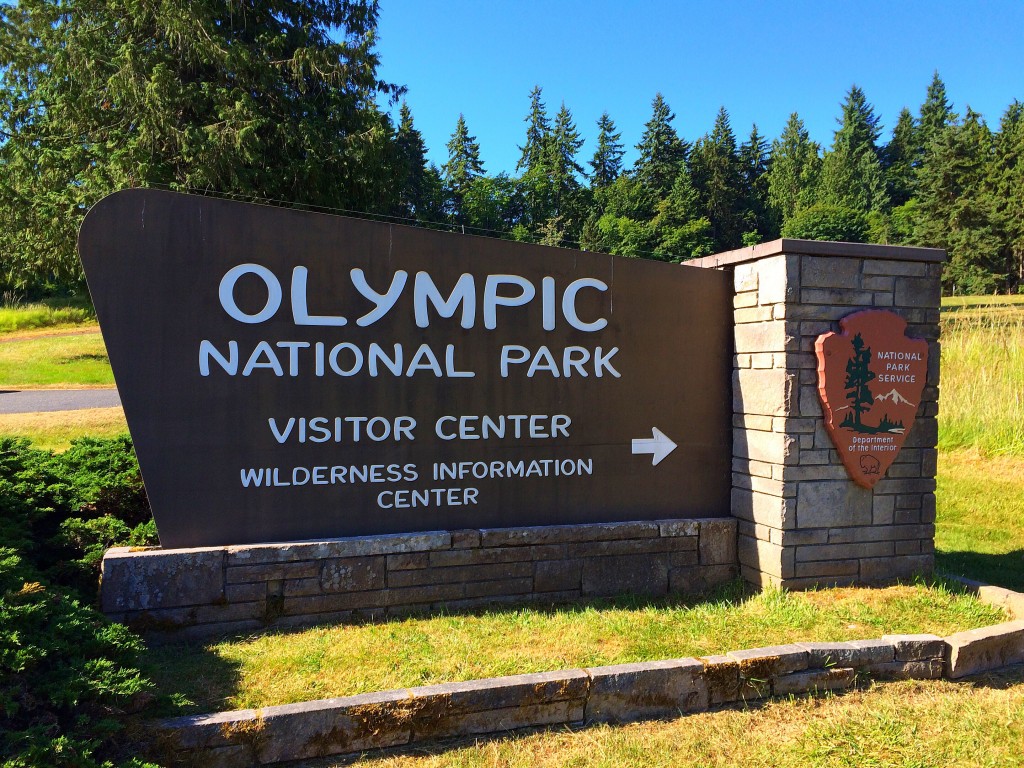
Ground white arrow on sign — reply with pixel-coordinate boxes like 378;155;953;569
631;427;678;466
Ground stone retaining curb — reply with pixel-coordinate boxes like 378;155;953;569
151;624;1024;767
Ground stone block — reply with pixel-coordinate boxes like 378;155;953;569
569;537;676;558
479;521;659;548
860;554;933;584
451;529;482;549
894;277;940;308
389;561;534;588
862;275;895;291
670;550;699;568
669;564;737;594
734;291;759;308
734;368;795;417
321;556;385;592
801;288;875;306
801;256;861;289
733;489;794;532
734;428;797;464
738;535;794;579
225;532;450;566
226;560;320;584
283;590;386;616
428;547;533;568
795;641;858;668
733;413;775;431
863;659;943;680
793;559;859;579
534;560;583;592
796;481;873;527
727;644;809;700
846;639;896;666
872;494;896;525
581;554;669;597
862;259;929;277
659;519;700;537
463;578;534;599
384;584;464;606
585;659;708;723
736;306;774;324
698;654;740;705
101;547;224;612
734;321;794;354
796;541;894;562
773;667;855;696
944;621;1024;679
734;263;758;292
699;519;737;565
882;633;945;661
387;552;429;571
225;582;265;603
757;255;793;305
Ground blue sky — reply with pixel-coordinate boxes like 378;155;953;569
374;0;1024;175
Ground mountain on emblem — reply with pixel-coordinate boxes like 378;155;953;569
815;310;929;489
876;388;916;407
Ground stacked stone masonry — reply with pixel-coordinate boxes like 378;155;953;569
692;239;944;589
101;518;737;637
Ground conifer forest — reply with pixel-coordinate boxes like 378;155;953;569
1;1;1021;298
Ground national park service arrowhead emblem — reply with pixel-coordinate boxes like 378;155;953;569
815;310;928;489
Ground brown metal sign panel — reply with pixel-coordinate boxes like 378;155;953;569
815;310;929;488
78;189;733;548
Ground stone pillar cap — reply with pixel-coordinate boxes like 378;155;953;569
687;239;946;269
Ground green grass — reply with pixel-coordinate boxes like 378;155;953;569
310;671;1024;768
935;451;1024;590
0;296;96;333
141;580;1003;717
0;331;113;388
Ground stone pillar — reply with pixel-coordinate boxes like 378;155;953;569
692;240;944;589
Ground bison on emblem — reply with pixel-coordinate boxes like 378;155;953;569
859;454;881;475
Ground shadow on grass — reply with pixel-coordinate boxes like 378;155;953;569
936;549;1024;592
136;579;755;718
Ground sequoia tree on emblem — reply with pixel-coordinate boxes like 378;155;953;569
815;310;929;488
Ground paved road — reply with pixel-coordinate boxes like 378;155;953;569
0;388;121;414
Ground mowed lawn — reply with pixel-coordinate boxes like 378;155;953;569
0;329;113;388
141;581;1004;717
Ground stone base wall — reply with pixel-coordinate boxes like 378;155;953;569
693;240;944;589
102;518;737;637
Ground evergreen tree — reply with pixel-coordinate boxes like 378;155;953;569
766;112;821;223
989;102;1024;290
548;104;585;212
442;114;485;223
817;85;889;215
516;86;551;172
651;169;714;260
739;124;776;242
844;332;876;431
394;102;430;219
634;93;688;201
0;0;403;296
689;107;745;251
919;71;957;151
589;112;625;190
915;108;1004;293
881;108;919;207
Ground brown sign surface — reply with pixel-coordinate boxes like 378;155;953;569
815;310;928;488
78;190;733;548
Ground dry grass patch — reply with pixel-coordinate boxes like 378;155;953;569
143;581;1005;717
0;407;128;452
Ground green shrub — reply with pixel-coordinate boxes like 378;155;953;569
781;203;870;243
0;550;157;767
0;436;155;601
